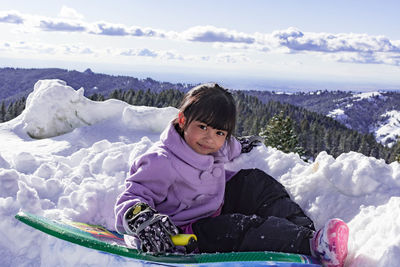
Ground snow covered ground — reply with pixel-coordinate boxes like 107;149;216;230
352;91;387;102
327;91;400;147
1;79;400;266
374;110;400;147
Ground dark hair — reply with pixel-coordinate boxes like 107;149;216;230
175;83;237;138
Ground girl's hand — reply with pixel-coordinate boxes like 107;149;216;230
123;203;179;253
237;135;264;153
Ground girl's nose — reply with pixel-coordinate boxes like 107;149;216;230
204;130;214;141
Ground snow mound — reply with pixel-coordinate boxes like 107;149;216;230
22;79;177;139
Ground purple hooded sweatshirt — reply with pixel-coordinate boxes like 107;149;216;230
114;121;242;234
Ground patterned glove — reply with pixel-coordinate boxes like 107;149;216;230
237;135;264;153
123;203;179;253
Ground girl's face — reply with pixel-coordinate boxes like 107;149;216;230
181;119;228;155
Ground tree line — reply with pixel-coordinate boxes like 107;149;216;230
233;91;400;162
246;89;400;140
0;97;26;122
2;88;400;163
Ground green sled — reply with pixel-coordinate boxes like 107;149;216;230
15;211;321;266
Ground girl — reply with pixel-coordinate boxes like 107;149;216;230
115;83;349;267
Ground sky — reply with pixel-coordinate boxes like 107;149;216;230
1;0;400;91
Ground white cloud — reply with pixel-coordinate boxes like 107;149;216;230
1;9;400;67
182;25;255;43
261;28;400;66
119;48;184;60
137;48;157;57
215;53;251;64
120;48;156;57
131;27;168;38
90;22;129;36
0;10;24;24
1;40;96;57
87;22;168;38
213;42;252;50
326;52;400;66
2;38;242;64
160;51;184;60
39;19;87;32
62;45;94;55
267;27;400;54
58;6;84;20
2;40;57;55
203;27;400;66
126;26;168;38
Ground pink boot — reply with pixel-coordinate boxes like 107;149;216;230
311;218;349;267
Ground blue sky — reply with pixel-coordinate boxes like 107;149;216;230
1;0;399;91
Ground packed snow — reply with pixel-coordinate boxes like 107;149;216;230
374;110;400;147
327;108;351;128
1;79;400;266
352;91;387;102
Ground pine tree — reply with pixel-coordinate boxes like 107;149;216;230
393;140;400;163
259;111;305;157
126;90;135;104
358;136;370;155
0;101;5;122
109;89;122;100
4;101;15;121
133;90;144;105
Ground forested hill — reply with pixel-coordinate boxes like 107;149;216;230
246;90;400;139
0;67;192;103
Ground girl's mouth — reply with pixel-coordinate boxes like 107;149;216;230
197;143;212;150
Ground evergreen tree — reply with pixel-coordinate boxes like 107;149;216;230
4;102;16;121
259;111;305;157
126;90;135;104
133;90;144;105
90;93;105;101
358;136;370;155
109;89;122;100
393;140;400;163
0;101;5;122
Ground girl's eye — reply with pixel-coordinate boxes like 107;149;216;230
216;131;226;136
199;124;207;130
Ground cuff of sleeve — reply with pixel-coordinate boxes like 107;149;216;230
122;206;137;235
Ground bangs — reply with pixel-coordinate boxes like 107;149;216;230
194;106;234;132
184;92;236;136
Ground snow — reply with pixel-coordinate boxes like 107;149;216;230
327;108;348;121
1;79;400;266
327;93;399;147
352;91;387;102
327;108;351;128
374;110;400;147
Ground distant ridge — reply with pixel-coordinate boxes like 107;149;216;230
0;67;193;103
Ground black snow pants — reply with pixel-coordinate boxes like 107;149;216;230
192;168;315;254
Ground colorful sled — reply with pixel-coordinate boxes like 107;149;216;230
15;211;321;266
